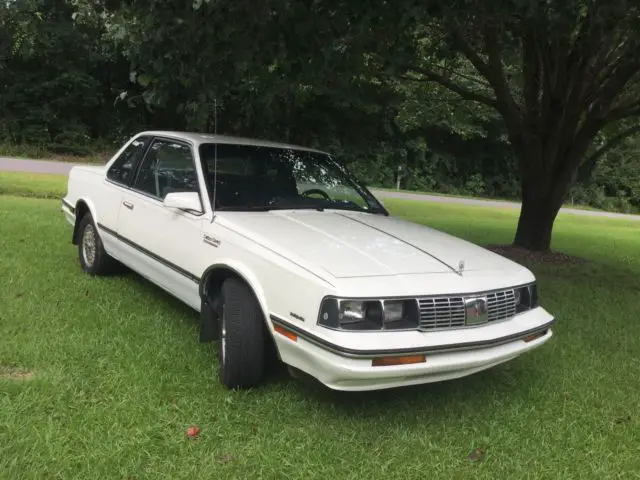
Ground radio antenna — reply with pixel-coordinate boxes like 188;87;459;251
210;98;218;222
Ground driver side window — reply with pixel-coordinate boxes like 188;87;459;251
290;155;369;209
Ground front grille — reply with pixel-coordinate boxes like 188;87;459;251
486;289;517;322
418;297;466;330
418;288;517;331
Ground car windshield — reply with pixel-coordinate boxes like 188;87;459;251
198;143;385;213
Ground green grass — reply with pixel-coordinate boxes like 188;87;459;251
374;186;638;214
0;171;68;199
0;143;111;164
1;183;640;479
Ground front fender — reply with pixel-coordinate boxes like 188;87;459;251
199;258;271;325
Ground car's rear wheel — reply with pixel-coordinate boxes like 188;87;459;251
78;213;117;275
218;277;266;389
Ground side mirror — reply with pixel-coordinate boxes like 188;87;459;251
163;191;203;214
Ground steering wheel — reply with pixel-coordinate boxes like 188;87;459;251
301;188;331;201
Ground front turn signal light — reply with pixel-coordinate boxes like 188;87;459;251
274;325;298;342
524;331;547;343
372;355;426;367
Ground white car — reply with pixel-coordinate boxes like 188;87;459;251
61;131;555;391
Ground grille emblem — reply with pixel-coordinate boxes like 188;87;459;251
464;297;488;325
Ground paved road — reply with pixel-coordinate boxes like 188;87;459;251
0;157;87;174
2;156;639;221
370;189;640;221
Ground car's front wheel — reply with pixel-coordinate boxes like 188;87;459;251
77;213;117;275
218;277;266;389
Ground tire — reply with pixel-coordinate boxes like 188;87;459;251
218;277;266;389
77;213;117;276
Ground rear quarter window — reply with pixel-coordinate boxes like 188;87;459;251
107;137;149;185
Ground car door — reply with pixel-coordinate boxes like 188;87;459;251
115;137;208;310
97;135;150;257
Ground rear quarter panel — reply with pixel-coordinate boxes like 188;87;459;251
64;165;122;238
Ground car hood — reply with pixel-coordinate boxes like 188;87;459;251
219;210;525;278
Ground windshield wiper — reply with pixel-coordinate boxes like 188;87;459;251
216;204;388;215
216;205;325;212
215;206;274;211
215;200;390;214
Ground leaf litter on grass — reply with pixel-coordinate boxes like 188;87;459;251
467;447;486;462
0;364;34;381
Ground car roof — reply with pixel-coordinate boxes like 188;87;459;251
135;130;328;154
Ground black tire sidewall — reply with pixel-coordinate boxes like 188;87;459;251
217;297;225;368
218;277;266;389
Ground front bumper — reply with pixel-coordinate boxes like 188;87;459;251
271;309;555;391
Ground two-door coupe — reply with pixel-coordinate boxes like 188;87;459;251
61;131;555;391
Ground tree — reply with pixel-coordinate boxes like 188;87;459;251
0;0;144;149
403;0;640;250
81;0;415;144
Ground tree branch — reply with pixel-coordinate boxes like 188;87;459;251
405;65;498;108
577;123;640;181
589;52;640;117
449;20;523;128
521;26;541;122
448;70;491;89
483;26;518;110
605;97;640;122
450;29;492;80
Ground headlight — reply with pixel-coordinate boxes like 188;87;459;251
514;283;539;313
318;298;419;331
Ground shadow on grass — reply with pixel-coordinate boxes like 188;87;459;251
117;268;200;322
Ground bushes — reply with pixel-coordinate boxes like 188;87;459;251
345;132;639;214
1;1;638;215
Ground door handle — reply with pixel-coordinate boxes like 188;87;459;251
123;201;134;210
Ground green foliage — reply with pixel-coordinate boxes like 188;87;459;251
571;134;640;212
0;0;146;152
1;0;639;219
402;0;640;247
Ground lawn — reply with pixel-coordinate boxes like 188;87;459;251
372;187;639;214
1;174;640;479
0;143;111;164
0;171;72;199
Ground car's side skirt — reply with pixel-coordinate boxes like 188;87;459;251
61;199;76;215
97;222;200;284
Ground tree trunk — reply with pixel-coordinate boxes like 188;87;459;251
513;195;561;251
512;168;571;251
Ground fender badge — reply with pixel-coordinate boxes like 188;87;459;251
203;234;220;247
